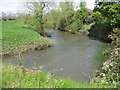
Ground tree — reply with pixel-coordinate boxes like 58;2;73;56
59;1;74;31
79;1;86;10
93;2;120;28
45;10;61;29
72;1;93;25
24;0;54;36
89;2;120;41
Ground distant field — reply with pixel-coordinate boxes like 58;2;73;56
2;20;50;56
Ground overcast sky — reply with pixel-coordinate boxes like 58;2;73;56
0;0;95;13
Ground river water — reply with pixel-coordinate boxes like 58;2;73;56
3;30;109;82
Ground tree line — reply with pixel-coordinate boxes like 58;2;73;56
2;0;120;42
21;0;119;40
21;0;93;36
1;12;22;21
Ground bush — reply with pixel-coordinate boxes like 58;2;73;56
2;17;7;21
89;3;120;41
88;23;112;42
91;28;120;88
58;16;66;30
70;20;83;33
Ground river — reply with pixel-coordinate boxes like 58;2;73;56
3;30;109;82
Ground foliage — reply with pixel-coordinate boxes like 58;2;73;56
92;11;103;23
93;3;120;28
69;1;93;33
22;1;54;36
74;9;93;25
70;20;83;33
21;14;32;25
21;1;93;33
2;62;92;88
91;28;120;88
79;1;87;10
89;2;120;41
109;28;120;47
58;2;74;31
91;58;119;88
1;12;17;21
58;16;66;30
89;23;112;42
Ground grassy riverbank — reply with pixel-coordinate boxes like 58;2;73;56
1;20;119;88
2;61;118;88
2;20;52;56
2;62;91;88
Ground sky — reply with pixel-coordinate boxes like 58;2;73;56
0;0;95;13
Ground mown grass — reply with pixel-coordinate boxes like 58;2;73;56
2;20;52;56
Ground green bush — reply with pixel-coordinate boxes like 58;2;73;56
88;23;112;42
58;16;66;30
91;28;120;88
70;20;83;33
2;17;7;21
89;3;120;41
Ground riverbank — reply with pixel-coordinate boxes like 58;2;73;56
90;57;119;88
57;24;94;35
2;20;53;57
2;62;91;88
1;20;119;88
2;62;116;88
88;24;112;43
2;60;118;88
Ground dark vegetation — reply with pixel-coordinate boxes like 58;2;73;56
89;2;120;42
89;1;120;88
91;28;120;88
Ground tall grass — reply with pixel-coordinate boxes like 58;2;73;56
2;62;92;88
2;62;117;88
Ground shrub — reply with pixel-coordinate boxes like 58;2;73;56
91;28;120;88
70;20;83;33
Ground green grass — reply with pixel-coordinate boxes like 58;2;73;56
2;62;117;88
2;62;91;88
0;60;2;89
2;20;51;56
1;20;118;88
